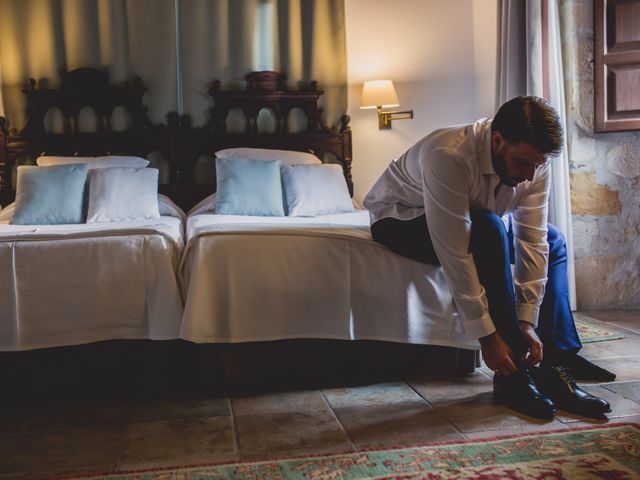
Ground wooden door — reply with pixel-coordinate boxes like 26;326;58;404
595;0;640;132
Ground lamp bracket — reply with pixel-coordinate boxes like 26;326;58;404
376;107;414;129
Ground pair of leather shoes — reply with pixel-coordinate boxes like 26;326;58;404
493;370;556;420
532;365;611;418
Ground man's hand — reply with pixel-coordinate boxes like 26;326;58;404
479;331;518;376
519;321;543;367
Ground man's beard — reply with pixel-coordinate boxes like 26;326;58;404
492;152;515;187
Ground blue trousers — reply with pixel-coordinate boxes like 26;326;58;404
370;210;581;358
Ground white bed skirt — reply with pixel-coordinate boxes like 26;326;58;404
180;212;480;350
0;219;184;351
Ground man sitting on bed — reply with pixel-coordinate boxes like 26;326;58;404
364;96;615;420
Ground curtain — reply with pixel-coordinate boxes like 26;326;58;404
496;0;526;101
0;0;178;128
496;0;576;310
0;0;346;131
179;0;347;128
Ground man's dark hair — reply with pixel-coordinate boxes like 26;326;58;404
492;96;563;156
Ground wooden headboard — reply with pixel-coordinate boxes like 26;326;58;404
0;68;175;207
176;71;352;210
0;69;352;211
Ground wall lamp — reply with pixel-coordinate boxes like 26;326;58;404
360;80;413;129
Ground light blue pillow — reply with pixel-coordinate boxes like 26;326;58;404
11;164;89;225
215;158;284;216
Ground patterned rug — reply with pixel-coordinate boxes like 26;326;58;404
65;423;640;479
575;319;625;343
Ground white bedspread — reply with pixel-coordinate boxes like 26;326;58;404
0;216;184;351
180;210;480;350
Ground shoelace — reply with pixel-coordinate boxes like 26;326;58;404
551;365;577;392
523;369;536;383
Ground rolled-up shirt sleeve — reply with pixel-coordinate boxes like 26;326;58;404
421;147;496;339
512;164;550;327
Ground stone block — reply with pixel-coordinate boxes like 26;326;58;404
570;171;621;215
571;218;599;257
575;34;594;80
568;0;593;34
574;79;594;132
575;255;640;309
568;130;596;165
606;139;640;182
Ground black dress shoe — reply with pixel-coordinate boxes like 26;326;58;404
556;354;616;382
533;365;611;418
493;370;556;420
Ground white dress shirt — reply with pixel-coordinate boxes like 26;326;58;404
364;118;550;339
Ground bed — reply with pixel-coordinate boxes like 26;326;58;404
0;202;184;351
0;69;184;354
177;72;479;387
0;69;478;396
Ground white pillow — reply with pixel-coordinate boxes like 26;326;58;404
281;164;354;216
86;167;160;222
0;203;14;222
215;147;321;165
158;193;186;221
37;155;149;169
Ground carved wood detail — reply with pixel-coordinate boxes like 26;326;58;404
0;69;353;211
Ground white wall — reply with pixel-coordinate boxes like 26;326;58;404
345;0;497;202
0;61;4;117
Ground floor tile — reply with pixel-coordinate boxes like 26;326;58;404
323;382;425;409
578;342;622;361
233;390;329;416
595;384;640;419
17;399;134;433
409;371;493;405
463;419;568;439
588;337;640;357
333;401;463;448
0;433;24;475
0;472;49;480
0;425;124;477
0;473;32;479
434;391;557;433
586;357;640;382
602;381;640;404
554;385;640;423
133;396;230;422
119;416;235;470
235;410;352;459
584;310;640;333
567;414;640;429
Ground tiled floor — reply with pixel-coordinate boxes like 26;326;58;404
1;310;639;479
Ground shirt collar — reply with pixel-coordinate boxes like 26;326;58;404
475;118;497;176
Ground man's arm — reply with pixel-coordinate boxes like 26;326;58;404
511;163;551;328
420;147;495;339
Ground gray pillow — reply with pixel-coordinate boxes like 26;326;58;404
281;164;355;216
86;167;160;222
11;164;89;225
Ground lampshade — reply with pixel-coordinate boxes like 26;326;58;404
360;80;400;109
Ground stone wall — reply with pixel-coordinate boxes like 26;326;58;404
559;0;640;309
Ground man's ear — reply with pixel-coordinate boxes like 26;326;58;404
491;131;505;153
